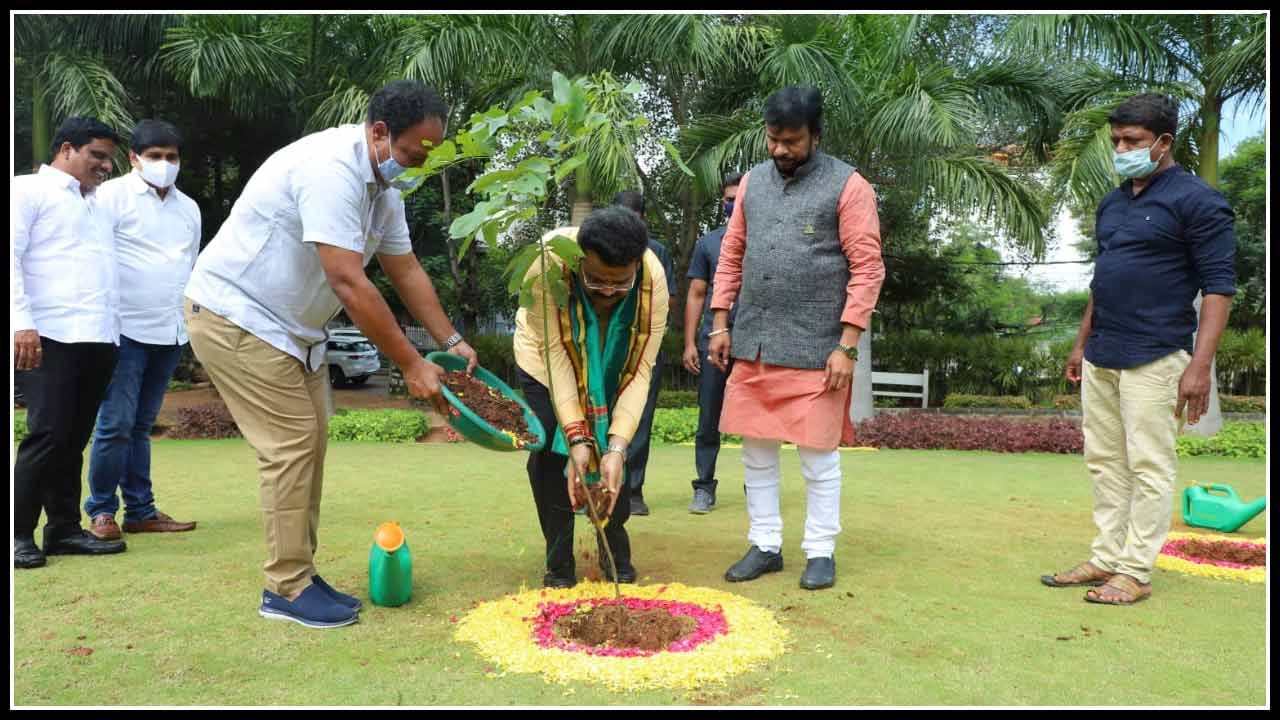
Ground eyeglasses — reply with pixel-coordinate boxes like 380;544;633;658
579;268;637;294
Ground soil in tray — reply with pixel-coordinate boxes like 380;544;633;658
1177;539;1266;566
441;371;539;446
554;604;698;651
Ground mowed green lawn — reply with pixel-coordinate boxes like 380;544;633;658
12;441;1268;706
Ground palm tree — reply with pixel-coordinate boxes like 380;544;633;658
14;14;179;166
683;15;1059;256
1004;13;1267;205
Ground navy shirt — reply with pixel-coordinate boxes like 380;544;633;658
648;237;678;299
1086;164;1236;370
686;226;737;347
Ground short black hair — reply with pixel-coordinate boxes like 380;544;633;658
50;116;119;159
722;171;743;190
577;206;649;267
131;119;184;155
1108;93;1178;140
613;190;644;215
763;85;823;136
367;80;450;139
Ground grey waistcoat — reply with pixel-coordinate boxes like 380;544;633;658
733;152;856;369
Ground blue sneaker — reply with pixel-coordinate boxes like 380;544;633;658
311;574;363;611
259;584;358;629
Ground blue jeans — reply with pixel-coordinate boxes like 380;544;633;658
693;342;732;495
85;336;184;523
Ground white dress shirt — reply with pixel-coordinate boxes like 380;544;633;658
94;171;202;345
11;164;119;345
184;124;413;371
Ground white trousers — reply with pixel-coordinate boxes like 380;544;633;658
741;437;842;558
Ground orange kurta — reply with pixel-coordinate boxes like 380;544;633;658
711;168;884;450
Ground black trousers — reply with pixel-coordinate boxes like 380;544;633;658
625;355;663;494
517;366;632;578
14;338;119;541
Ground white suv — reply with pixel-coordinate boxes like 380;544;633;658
326;330;380;387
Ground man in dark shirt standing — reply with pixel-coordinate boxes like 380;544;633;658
682;171;741;514
1042;93;1235;605
613;191;678;517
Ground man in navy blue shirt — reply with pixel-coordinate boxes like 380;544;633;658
681;172;742;514
1042;93;1235;605
613;191;678;518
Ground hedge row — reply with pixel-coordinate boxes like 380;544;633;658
164;403;430;442
854;414;1085;454
1175;422;1265;459
942;394;1034;410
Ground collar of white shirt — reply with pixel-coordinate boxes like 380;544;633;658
38;163;86;194
126;168;175;200
353;124;384;192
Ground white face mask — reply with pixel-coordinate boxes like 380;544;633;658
138;158;180;188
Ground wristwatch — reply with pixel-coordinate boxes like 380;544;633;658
443;332;464;350
836;343;859;360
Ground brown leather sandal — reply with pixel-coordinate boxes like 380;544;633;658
1084;574;1152;605
1040;561;1113;588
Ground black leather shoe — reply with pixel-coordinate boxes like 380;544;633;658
15;537;46;569
630;494;650;516
724;546;783;582
542;571;577;589
600;560;637;584
800;556;836;590
42;529;127;556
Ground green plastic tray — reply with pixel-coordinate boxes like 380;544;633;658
427;352;546;452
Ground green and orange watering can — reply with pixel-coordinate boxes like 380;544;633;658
369;521;412;607
1181;484;1266;533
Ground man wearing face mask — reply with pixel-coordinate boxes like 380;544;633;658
1042;93;1236;606
184;80;477;628
706;86;884;591
513;207;669;589
13;116;126;569
83;120;201;541
682;171;742;515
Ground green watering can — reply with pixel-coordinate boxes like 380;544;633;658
1181;484;1266;533
369;521;412;607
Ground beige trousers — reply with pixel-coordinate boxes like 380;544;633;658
184;299;327;596
1082;350;1190;585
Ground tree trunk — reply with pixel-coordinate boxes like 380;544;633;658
1197;93;1222;189
32;70;50;169
442;168;466;331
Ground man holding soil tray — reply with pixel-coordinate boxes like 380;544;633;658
184;80;478;629
513;206;670;589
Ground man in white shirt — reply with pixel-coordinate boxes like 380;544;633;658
84;120;201;541
13;116;128;569
184;80;477;629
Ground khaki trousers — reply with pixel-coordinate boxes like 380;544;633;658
1082;350;1189;585
184;299;327;596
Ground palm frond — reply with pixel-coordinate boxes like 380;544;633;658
681;109;766;201
306;83;371;134
160;15;303;118
1207;15;1266;114
1002;14;1178;81
921;156;1052;257
40;52;134;135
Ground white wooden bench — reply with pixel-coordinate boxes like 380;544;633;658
871;370;929;408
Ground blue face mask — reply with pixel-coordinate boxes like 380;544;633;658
375;138;419;192
1113;135;1170;180
723;200;734;219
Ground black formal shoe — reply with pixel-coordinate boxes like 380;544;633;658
14;537;46;569
724;546;784;582
800;556;836;590
542;571;577;589
630;494;650;516
42;529;127;556
600;560;637;584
